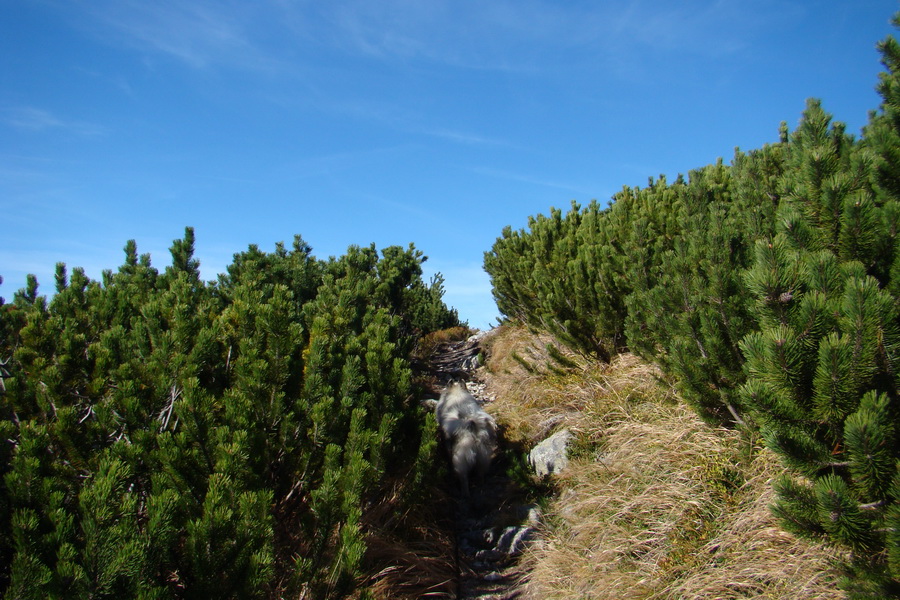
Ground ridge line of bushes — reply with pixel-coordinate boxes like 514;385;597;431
484;13;900;597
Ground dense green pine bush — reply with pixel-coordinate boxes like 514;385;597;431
484;12;900;595
0;229;458;598
484;200;629;363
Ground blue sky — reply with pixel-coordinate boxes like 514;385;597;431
1;1;898;328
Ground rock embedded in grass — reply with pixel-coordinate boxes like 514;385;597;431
529;428;573;477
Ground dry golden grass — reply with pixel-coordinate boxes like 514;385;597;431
482;323;846;600
412;325;475;361
362;483;458;599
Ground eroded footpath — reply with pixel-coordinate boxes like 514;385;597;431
423;330;543;600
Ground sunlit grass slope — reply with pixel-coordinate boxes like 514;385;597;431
482;324;845;600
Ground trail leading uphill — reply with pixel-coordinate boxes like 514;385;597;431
422;330;538;600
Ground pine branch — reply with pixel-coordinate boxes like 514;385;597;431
158;385;181;432
0;355;10;393
724;402;747;427
77;405;94;424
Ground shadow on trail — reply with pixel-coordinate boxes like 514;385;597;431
445;419;548;600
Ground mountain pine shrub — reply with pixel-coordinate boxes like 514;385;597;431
484;10;900;595
0;230;457;598
736;28;900;597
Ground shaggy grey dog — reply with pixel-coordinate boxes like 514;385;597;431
435;379;498;496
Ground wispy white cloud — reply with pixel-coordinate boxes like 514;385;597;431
605;0;784;55
73;0;283;73
325;0;565;70
276;144;416;181
419;127;516;148
56;0;785;90
313;0;781;72
3;107;106;136
303;93;519;149
471;166;595;196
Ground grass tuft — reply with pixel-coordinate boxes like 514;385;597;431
482;324;845;600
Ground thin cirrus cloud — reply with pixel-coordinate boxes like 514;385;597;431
74;0;282;73
326;0;586;70
471;165;596;196
419;128;518;148
68;1;771;75
322;0;773;70
4;107;106;137
42;0;791;125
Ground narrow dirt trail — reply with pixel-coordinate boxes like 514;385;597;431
422;331;537;600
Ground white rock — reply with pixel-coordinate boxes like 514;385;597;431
529;428;574;477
